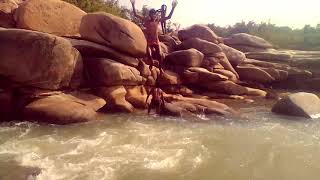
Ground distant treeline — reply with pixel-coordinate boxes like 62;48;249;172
208;21;320;50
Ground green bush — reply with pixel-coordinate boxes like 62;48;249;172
63;0;128;18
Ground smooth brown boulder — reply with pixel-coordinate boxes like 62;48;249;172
165;48;204;67
188;67;229;82
14;0;86;36
159;34;179;52
0;0;18;28
224;33;273;48
85;58;144;87
259;67;288;81
23;92;106;125
180;38;222;55
237;66;275;83
212;69;238;82
0;29;82;90
178;24;219;43
203;53;239;78
272;92;320;119
162;96;236;117
96;86;134;113
125;85;148;109
219;43;246;66
202;80;266;96
80;12;147;57
67;38;140;67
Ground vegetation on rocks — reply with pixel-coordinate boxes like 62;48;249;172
62;0;128;18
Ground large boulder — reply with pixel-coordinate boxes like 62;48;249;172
80;12;147;57
95;86;134;113
0;0;18;28
85;58;144;87
219;43;246;66
178;24;219;43
14;0;86;36
236;66;275;83
0;29;82;90
179;38;222;55
224;33;273;48
165;48;204;67
272;92;320;119
67;38;139;67
23;92;106;125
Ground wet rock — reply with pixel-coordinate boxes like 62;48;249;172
219;43;246;66
179;38;222;55
236;66;275;83
14;0;86;36
272;92;320;119
85;58;144;87
68;38;140;67
95;86;134;113
178;24;219;43
23;92;106;125
0;29;82;90
224;33;273;48
165;48;204;67
161;86;194;96
80;12;147;57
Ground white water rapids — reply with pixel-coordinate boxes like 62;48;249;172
1;106;320;180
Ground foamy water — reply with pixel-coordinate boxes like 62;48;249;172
1;106;320;180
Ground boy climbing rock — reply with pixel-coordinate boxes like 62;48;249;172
130;0;178;71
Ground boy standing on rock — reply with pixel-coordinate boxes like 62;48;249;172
130;0;178;71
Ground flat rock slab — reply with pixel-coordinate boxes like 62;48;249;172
272;92;320;119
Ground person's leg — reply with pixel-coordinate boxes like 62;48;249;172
147;45;154;70
155;44;164;76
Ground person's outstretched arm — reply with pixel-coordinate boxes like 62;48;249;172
131;0;144;20
162;0;178;21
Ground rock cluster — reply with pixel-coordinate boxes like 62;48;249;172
0;0;319;124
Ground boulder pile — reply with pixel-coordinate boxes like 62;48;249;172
0;0;318;124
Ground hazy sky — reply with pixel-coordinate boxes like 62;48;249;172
119;0;320;28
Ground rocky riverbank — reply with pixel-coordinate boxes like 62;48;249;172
1;0;319;124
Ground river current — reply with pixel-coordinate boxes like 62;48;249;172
1;105;320;180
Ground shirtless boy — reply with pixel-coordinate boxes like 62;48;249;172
130;0;178;71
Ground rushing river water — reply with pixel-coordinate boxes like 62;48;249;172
1;104;320;180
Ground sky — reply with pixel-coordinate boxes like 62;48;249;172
119;0;320;29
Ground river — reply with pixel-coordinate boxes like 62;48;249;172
1;104;320;180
